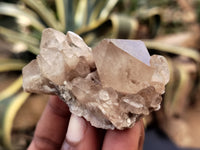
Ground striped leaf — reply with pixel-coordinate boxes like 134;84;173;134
55;0;75;31
144;41;200;62
77;14;139;45
0;76;30;149
0;91;30;149
0;58;26;72
21;0;63;31
0;76;23;101
0;2;45;31
0;26;40;54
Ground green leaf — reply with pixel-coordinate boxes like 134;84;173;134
109;14;139;39
99;0;119;19
55;0;66;29
75;0;88;28
0;26;40;54
163;57;176;116
171;66;191;115
0;58;26;72
28;44;40;55
77;14;139;45
0;76;23;102
55;0;75;31
0;91;30;149
21;0;63;31
0;2;45;31
144;41;200;62
0;26;39;46
88;0;106;24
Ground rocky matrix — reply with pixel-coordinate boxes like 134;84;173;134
23;28;169;130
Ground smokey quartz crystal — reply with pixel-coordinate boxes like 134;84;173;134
23;28;169;130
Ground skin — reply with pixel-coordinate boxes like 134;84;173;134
28;96;144;150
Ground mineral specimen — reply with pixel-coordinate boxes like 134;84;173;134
22;28;169;130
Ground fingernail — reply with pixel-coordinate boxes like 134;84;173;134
61;142;71;150
66;114;87;145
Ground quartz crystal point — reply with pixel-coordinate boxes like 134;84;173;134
22;28;169;130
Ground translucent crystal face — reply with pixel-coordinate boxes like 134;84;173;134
92;39;155;94
109;39;151;65
22;28;169;130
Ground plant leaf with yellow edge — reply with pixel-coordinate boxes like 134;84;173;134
171;65;193;116
0;26;39;46
75;0;88;28
77;14;138;45
0;76;22;102
144;41;200;62
55;0;75;31
55;0;66;30
99;0;119;20
0;58;26;72
88;0;106;24
0;91;30;149
0;27;40;54
0;2;45;31
163;57;178;117
21;0;63;31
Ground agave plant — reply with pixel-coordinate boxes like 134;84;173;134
0;0;200;149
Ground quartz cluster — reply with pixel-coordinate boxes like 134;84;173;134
23;28;169;130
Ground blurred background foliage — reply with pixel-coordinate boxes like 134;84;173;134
0;0;199;149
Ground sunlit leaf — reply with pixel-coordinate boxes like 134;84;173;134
0;91;30;149
28;44;40;55
0;76;22;102
55;0;66;29
144;41;200;62
56;0;75;31
99;0;119;19
109;14;139;39
0;26;40;54
75;0;88;28
21;0;63;31
0;2;45;31
0;58;26;72
88;0;106;24
0;26;39;46
77;14;139;45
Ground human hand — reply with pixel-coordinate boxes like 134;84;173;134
28;96;144;150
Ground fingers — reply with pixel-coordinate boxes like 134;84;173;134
102;120;144;150
28;95;145;150
61;114;100;150
28;96;71;150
